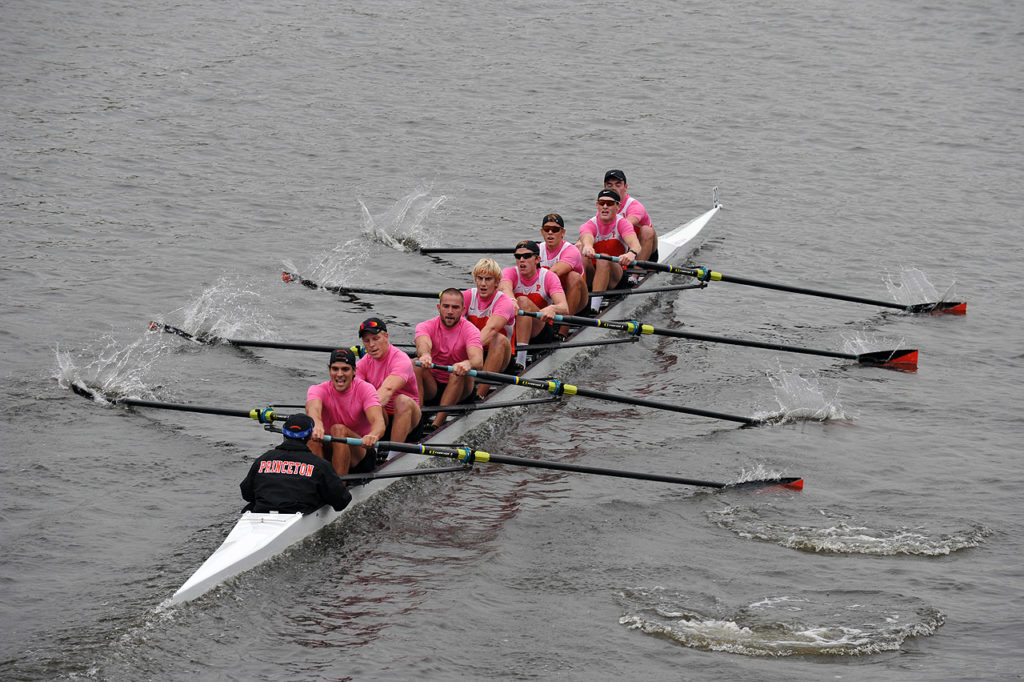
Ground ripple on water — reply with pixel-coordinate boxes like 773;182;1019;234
617;586;944;657
707;504;992;556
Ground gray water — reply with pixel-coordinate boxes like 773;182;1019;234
2;1;1022;679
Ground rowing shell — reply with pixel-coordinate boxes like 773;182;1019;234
167;198;723;605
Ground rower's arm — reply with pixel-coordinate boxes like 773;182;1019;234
305;399;325;440
479;314;509;347
377;374;404;407
550;291;569;316
414;335;433;366
364;405;386;443
548;260;572;278
467;344;484;370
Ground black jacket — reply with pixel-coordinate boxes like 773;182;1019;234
240;440;352;514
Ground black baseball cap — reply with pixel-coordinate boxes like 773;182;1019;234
604;169;627;183
328;348;357;367
597;189;621;203
542;213;564;228
282;413;314;439
515;239;541;255
358;317;387;337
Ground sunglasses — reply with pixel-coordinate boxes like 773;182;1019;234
514;252;536;260
541;225;562;233
597;200;618;207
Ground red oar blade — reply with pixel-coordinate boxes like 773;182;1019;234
856;349;919;370
906;301;967;315
727;477;804;492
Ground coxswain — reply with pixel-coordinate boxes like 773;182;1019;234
306;348;386;476
240;413;352;514
578;188;642;312
499;239;569;367
414;288;484;428
538;212;589;339
603;169;657;263
355;317;422;449
463;258;515;397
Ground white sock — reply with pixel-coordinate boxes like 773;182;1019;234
516;350;527;365
591;296;603;311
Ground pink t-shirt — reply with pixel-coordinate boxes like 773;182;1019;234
619;193;652;229
579;215;637;242
356;344;420;412
306;377;381;436
414;316;483;383
540;240;584;276
463;288;516;331
501;266;565;309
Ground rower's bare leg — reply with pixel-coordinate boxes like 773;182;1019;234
415;365;438;408
639;225;658;261
593;258;616;294
515;296;541;349
390;394;421;443
433;374;475;426
328;423;365;476
478;335;512;397
558;271;588;336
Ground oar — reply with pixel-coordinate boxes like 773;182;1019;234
70;383;285;423
416;247;511;255
421;363;763;426
598;283;708;298
327;437;803;491
282;272;440;299
152;321;640;356
595;255;967;315
149;322;350;353
518;312;918;369
337;465;472;482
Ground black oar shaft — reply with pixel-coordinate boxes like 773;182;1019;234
283;272;438;299
544;313;860;362
356;440;727;487
622;257;931;312
711;272;908;310
70;384;283;422
346;439;801;490
418;247;510;254
452;366;759;426
151;322;343;353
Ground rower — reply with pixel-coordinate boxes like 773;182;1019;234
538;212;589;339
463;258;515;397
578;189;641;312
414;288;484;428
240;413;352;514
604;169;657;264
355;317;422;450
499;239;569;367
306;348;386;476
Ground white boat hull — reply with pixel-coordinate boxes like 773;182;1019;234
168;200;721;605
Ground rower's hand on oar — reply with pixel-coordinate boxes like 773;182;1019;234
618;250;637;268
311;421;326;442
417;352;433;369
452;359;473;376
362;433;379;448
539;305;558;322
